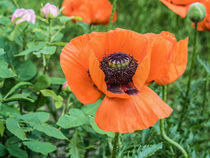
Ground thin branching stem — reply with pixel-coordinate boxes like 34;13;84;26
160;86;188;158
108;0;118;30
111;132;119;158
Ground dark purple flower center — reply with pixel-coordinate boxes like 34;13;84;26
100;52;139;95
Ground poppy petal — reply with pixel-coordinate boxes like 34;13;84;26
60;34;103;104
86;28;149;63
95;86;173;133
160;0;189;18
146;32;188;85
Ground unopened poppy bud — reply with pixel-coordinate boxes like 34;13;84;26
41;3;59;19
187;2;206;23
62;82;71;92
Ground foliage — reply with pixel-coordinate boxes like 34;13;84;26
0;0;209;157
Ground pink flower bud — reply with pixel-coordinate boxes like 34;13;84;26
62;81;71;92
41;3;59;19
11;8;36;25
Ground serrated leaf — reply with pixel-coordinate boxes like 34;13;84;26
57;108;87;129
0;121;5;136
6;118;27;140
7;145;28;158
89;117;114;137
21;112;50;123
33;123;67;140
15;42;47;56
197;56;210;74
0;59;16;78
137;143;162;158
23;141;56;155
0;144;6;157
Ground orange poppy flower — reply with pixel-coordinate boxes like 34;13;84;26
146;31;189;85
62;0;117;25
60;28;178;133
160;0;210;31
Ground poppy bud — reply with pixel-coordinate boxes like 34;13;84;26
187;2;206;23
41;3;59;19
62;81;71;92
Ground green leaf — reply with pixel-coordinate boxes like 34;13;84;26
82;99;102;116
6;118;27;140
15;42;47;56
137;143;162;158
59;16;82;23
7;145;28;158
57;108;87;129
0;59;16;78
36;46;57;55
50;77;66;85
33;123;67;140
4;82;32;99
89;117;114;137
23;141;56;155
3;94;34;103
0;144;6;157
41;89;63;108
197;56;210;74
0;121;5;136
0;48;5;55
21;112;50;123
15;60;37;81
33;74;51;91
68;132;85;158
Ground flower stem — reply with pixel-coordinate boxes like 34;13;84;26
202;73;209;114
111;132;119;158
108;0;118;30
160;86;188;158
43;19;52;74
179;23;198;127
61;92;71;116
185;23;198;101
11;0;19;8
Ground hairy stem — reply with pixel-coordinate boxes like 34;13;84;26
108;0;118;30
185;23;198;101
160;86;188;158
202;73;209;114
111;132;119;158
179;23;198;128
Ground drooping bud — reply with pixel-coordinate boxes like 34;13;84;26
41;3;59;19
187;2;206;23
